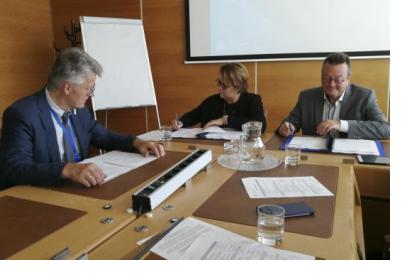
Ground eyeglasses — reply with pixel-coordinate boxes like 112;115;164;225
216;79;229;90
322;76;347;85
87;84;96;97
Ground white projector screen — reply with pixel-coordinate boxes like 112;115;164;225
185;0;390;62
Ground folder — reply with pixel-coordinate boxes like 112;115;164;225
172;127;241;140
280;135;385;156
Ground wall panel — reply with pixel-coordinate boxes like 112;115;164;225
0;0;54;123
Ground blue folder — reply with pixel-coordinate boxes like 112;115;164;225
279;135;385;156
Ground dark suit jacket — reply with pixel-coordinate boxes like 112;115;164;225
277;84;390;139
0;90;135;189
180;92;267;132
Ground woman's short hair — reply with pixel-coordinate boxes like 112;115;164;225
219;63;249;93
47;47;103;91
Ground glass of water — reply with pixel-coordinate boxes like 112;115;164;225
257;205;285;246
224;140;239;155
285;143;301;166
160;125;172;141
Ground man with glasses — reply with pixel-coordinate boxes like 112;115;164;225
276;52;389;139
0;48;165;190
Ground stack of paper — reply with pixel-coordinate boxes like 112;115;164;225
286;136;382;155
172;127;242;140
151;217;314;260
331;138;380;155
241;176;334;199
137;130;163;142
171;128;203;138
288;136;328;151
138;127;242;141
80;151;157;182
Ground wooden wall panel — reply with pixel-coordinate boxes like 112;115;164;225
258;60;322;131
49;0;390;134
350;59;390;115
0;0;54;123
50;0;141;50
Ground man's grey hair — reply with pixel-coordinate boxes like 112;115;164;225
47;47;103;91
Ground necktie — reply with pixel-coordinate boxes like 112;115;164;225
61;111;76;162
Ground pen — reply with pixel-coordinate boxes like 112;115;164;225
132;217;184;260
176;113;179;125
51;247;70;260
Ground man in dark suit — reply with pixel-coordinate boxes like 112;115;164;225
0;48;165;190
276;52;389;140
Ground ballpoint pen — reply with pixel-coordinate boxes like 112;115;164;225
176;113;180;126
132;217;184;260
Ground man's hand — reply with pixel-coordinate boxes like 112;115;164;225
278;121;295;137
316;120;340;136
62;163;106;188
203;116;227;129
133;138;166;157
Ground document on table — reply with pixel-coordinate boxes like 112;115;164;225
171;128;202;138
81;151;156;182
331;139;380;155
172;127;242;140
286;136;381;155
241;176;334;199
137;130;163;141
150;217;314;260
289;136;328;150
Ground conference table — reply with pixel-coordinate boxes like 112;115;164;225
0;133;389;260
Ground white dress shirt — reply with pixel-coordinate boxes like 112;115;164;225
322;91;349;133
45;89;80;161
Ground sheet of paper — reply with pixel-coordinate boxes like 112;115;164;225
137;130;163;141
289;136;327;150
136;233;156;246
332;139;380;155
241;176;334;198
204;130;242;140
98;151;156;168
202;127;241;140
201;126;226;134
151;217;314;260
171;128;203;139
81;157;132;181
171;127;241;140
181;234;313;260
80;151;156;182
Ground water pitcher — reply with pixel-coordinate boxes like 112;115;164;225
239;121;265;162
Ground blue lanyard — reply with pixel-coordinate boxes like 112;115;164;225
49;107;81;162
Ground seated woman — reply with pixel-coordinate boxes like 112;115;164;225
171;63;266;132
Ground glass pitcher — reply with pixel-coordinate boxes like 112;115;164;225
239;121;265;162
